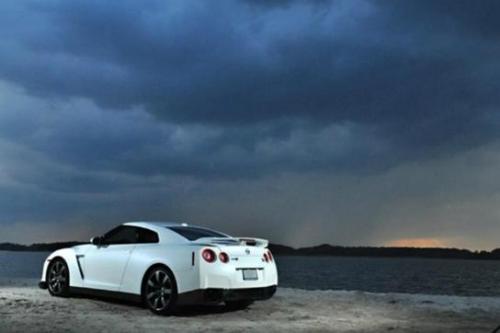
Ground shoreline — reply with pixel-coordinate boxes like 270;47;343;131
1;286;499;332
3;248;500;262
1;278;500;298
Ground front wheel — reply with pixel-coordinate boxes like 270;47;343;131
143;266;178;315
47;259;70;297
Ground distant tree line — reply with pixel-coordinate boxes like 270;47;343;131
2;241;500;260
0;242;84;252
268;244;500;260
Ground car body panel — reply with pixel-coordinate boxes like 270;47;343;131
82;244;135;291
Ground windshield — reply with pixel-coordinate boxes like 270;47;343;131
168;226;228;241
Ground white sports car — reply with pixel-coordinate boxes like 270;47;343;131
39;222;278;315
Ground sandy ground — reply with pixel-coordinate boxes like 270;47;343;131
0;286;499;333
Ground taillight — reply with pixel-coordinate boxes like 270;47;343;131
219;252;229;263
202;249;216;263
262;250;273;263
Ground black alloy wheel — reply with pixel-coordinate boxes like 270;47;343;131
144;267;178;315
47;259;70;297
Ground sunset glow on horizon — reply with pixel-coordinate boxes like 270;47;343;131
385;238;449;248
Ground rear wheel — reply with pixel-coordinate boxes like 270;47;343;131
143;266;178;315
225;300;253;310
47;259;70;297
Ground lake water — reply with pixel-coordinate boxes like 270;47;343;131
1;251;500;296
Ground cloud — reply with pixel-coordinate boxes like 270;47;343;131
0;80;390;180
0;1;498;126
0;1;499;248
1;0;498;169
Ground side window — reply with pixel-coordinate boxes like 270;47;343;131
103;226;138;245
137;228;159;244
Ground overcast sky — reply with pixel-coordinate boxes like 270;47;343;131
1;0;500;249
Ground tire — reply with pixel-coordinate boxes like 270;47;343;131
143;266;178;315
225;300;253;310
47;258;70;297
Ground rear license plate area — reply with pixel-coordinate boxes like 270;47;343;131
242;269;258;280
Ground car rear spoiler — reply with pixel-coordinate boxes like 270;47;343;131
237;237;269;247
192;237;269;247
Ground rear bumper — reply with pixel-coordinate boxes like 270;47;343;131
38;281;48;289
178;285;277;305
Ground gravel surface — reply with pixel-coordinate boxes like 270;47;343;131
1;286;499;332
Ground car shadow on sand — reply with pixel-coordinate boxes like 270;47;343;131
174;304;249;317
69;293;250;317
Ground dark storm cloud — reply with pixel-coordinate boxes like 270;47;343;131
1;0;500;247
0;1;499;134
381;1;500;39
0;83;384;181
0;0;498;172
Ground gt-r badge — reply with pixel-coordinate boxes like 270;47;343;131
245;248;250;255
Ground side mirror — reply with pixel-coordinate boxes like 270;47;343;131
90;236;102;246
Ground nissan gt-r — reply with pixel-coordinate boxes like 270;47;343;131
38;221;278;315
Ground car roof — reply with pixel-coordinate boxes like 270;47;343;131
124;221;185;226
122;221;190;242
123;221;189;229
121;221;228;243
123;221;219;232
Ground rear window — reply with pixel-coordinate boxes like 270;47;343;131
168;226;227;241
